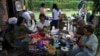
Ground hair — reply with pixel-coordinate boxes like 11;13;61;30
41;3;45;7
39;13;46;20
83;25;94;34
22;10;27;12
90;15;95;23
16;16;24;26
52;3;59;11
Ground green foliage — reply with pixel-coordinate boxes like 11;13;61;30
25;0;93;11
86;1;93;10
93;0;100;13
25;0;34;10
87;0;100;13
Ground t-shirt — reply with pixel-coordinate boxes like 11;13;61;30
82;34;98;56
79;8;87;16
52;9;60;20
14;25;31;39
36;20;50;29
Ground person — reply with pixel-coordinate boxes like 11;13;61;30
12;16;32;47
2;17;18;49
74;21;85;44
58;14;65;31
22;10;37;32
2;16;30;56
86;11;91;23
69;25;98;56
36;14;50;32
40;3;47;15
88;10;96;24
40;3;50;20
78;0;85;10
22;10;36;27
50;3;60;30
79;4;87;19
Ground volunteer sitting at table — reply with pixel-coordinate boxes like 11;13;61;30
36;14;50;32
69;25;98;56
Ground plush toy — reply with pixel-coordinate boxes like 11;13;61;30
29;32;45;40
45;42;56;55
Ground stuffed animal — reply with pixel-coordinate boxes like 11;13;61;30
45;42;56;55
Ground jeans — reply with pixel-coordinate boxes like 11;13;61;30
14;40;28;46
68;47;89;56
50;20;58;30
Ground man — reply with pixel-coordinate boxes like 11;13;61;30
69;25;98;56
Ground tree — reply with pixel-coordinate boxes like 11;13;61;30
93;0;100;13
87;0;100;13
26;0;34;10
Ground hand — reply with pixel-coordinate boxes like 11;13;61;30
25;34;29;37
79;41;86;46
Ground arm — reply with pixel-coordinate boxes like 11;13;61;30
79;41;93;51
16;34;28;40
5;32;22;48
85;44;93;51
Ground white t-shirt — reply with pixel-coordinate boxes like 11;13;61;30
36;20;50;29
79;8;86;16
52;9;60;20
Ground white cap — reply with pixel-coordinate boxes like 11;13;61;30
27;11;34;14
8;17;18;24
22;11;31;20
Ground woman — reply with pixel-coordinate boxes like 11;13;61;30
79;4;87;19
36;14;50;32
50;3;60;30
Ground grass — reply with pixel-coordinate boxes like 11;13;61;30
33;10;78;19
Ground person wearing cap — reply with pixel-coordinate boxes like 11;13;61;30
22;10;37;32
2;16;31;56
7;17;18;31
22;10;36;27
